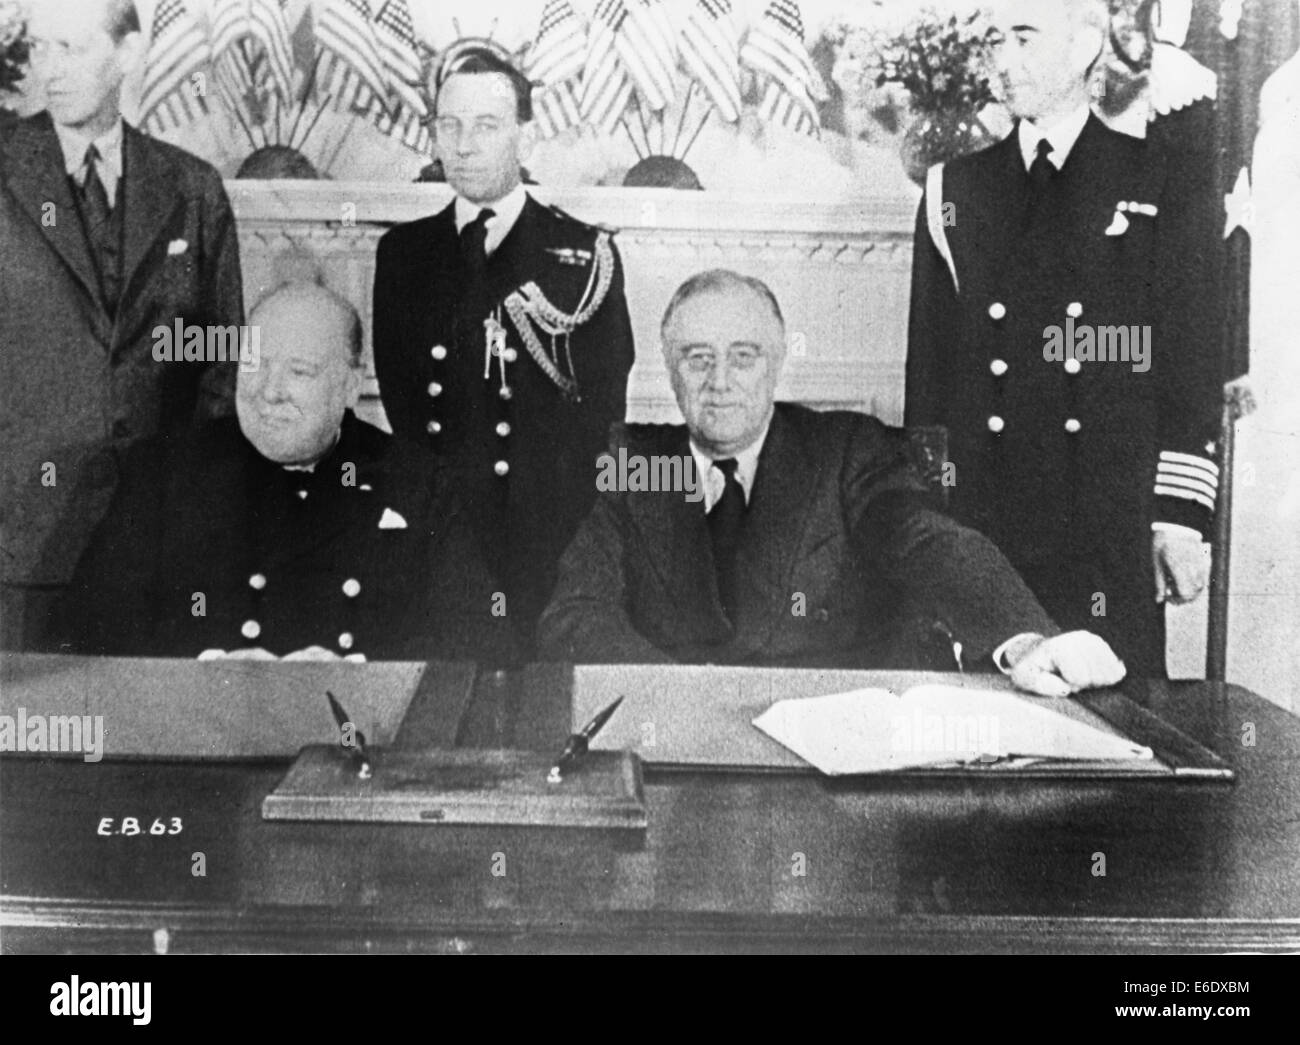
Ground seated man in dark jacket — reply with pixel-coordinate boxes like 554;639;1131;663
538;269;1125;697
55;279;514;663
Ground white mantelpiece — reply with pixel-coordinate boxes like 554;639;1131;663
227;181;919;428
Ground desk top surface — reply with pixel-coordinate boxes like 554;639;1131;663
2;658;1298;953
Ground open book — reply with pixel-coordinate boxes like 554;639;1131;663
753;683;1155;775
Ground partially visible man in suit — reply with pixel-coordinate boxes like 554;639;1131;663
540;270;1127;698
0;0;244;650
904;0;1224;677
372;47;635;648
53;280;513;664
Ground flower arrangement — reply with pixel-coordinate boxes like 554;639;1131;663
873;10;998;116
1;0;29;101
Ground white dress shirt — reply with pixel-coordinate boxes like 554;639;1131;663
453;183;528;257
689;418;772;514
54;119;124;207
1016;103;1092;173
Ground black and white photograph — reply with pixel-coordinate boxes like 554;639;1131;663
0;0;1297;987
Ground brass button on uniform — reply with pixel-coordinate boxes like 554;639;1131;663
337;632;354;651
494;460;509;477
248;573;267;591
430;344;447;361
987;415;1005;434
988;302;1007;321
1066;301;1083;318
1064;418;1082;434
342;578;361;598
495;421;511;437
241;619;261;641
503;347;518;363
989;358;1008;377
1064;357;1082;374
427;381;442;397
499;386;513;401
426;420;441;435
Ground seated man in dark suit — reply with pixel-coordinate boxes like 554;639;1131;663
54;280;513;663
538;269;1125;697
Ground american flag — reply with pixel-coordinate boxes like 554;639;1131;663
616;0;677;112
580;0;633;137
369;0;429;152
740;0;825;135
213;41;257;121
678;0;742;123
316;0;389;115
139;0;211;134
373;0;426;118
373;105;431;153
210;0;296;122
525;0;586;139
211;0;295;103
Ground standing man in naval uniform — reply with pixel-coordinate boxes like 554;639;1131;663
904;0;1223;678
372;48;635;647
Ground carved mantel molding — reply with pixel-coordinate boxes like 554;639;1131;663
227;181;918;425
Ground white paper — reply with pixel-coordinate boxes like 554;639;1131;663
752;684;1154;775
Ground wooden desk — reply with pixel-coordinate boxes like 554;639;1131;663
2;660;1298;953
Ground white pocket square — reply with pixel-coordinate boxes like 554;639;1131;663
1105;200;1158;236
167;238;189;255
378;507;407;530
1104;212;1130;236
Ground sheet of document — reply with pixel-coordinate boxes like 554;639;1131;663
752;684;1154;775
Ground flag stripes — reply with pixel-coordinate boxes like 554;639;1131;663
139;0;211;132
580;0;633;136
526;0;586;138
677;0;741;123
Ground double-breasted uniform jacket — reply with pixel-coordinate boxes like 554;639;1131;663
905;114;1223;675
0;113;244;616
52;411;516;663
538;403;1057;668
372;193;635;643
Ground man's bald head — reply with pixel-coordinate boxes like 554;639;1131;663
237;281;366;466
249;280;364;367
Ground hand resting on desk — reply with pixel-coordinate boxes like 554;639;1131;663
197;646;368;663
999;631;1127;698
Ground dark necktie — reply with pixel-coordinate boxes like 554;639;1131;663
707;458;746;620
460;207;495;276
457;207;496;352
80;144;112;235
78;144;118;311
1025;137;1056;228
1029;137;1055;188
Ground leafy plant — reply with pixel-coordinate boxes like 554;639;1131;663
874;10;998;115
1;0;28;99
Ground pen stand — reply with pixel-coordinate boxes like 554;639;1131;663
262;745;648;829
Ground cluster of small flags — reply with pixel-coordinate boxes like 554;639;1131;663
137;0;826;154
317;0;429;152
210;0;295;120
138;0;428;154
529;0;825;144
138;0;212;134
